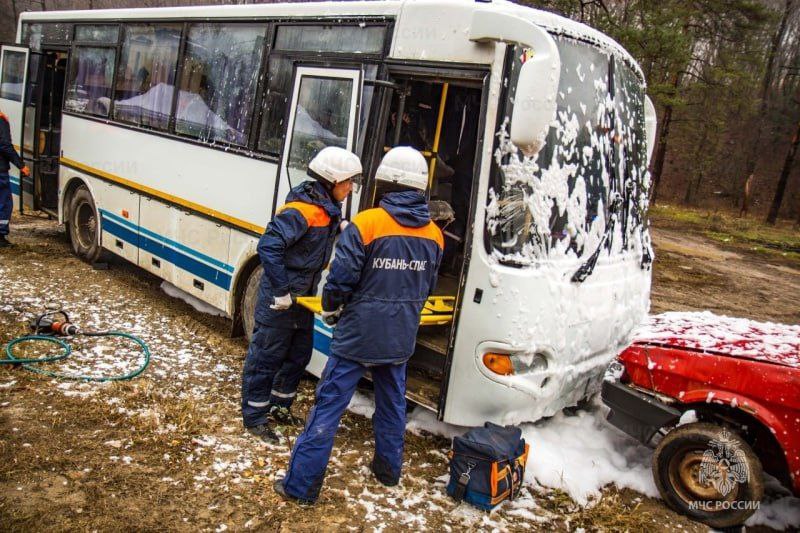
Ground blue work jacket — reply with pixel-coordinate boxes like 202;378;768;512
323;191;444;364
255;180;341;329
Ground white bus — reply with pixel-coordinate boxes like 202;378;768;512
2;0;656;426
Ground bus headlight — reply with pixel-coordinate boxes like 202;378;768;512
482;352;549;376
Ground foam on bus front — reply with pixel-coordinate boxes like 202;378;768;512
469;9;560;158
644;96;658;164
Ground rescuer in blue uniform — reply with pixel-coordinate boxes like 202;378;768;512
276;147;444;503
0;109;30;248
241;146;362;442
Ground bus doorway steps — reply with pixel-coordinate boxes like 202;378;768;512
406;367;440;411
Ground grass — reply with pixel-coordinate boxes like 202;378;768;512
650;204;800;261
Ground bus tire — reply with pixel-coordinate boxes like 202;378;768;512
241;265;263;343
67;186;102;264
653;422;763;529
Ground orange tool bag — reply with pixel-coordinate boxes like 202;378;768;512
447;422;530;510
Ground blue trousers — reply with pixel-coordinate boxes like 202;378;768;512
0;174;11;236
241;323;313;427
282;355;407;502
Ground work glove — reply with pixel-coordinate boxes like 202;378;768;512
270;293;293;311
321;307;342;326
20;165;30;178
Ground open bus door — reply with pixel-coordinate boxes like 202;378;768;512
0;44;30;211
275;65;363;220
23;47;66;216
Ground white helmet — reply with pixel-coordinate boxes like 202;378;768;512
308;146;363;186
375;146;428;192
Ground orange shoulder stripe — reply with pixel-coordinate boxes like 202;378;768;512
354;208;444;250
277;201;330;228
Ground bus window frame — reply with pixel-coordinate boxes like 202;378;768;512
253;20;391;157
56;16;393;165
172;20;270;149
112;22;183;133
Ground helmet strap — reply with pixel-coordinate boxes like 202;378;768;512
307;169;335;192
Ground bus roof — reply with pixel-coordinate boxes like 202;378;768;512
18;0;644;82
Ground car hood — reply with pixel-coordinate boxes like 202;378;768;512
632;311;800;369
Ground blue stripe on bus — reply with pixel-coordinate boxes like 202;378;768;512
100;209;234;273
100;214;232;291
313;319;332;356
9;176;20;196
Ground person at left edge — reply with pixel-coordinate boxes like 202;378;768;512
241;146;362;443
0;108;31;248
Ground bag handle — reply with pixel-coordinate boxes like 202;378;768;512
452;460;477;502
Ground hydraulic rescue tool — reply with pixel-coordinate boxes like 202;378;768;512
1;309;151;382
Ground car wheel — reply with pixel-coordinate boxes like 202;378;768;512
241;265;263;343
653;422;764;528
67;186;102;264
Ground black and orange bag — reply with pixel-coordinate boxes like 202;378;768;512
446;422;529;510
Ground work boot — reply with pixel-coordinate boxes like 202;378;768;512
246;423;279;443
370;456;399;487
0;235;10;248
273;477;315;505
268;405;304;426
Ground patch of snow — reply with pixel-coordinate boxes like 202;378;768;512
634;312;800;368
676;410;697;427
359;393;655;506
347;391;376;418
747;475;800;530
160;281;228;317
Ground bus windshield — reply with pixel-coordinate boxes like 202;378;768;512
487;36;649;266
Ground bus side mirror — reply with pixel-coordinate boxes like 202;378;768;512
644;96;657;164
469;10;561;158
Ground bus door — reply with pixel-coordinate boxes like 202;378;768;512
374;69;487;412
24;47;67;216
275;66;363;218
0;45;30;211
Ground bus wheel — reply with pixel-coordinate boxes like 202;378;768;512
653;422;763;529
241;266;263;343
67;186;102;264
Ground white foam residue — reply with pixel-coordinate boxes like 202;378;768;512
161;281;228;317
635;311;800;368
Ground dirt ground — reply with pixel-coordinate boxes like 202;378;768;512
1;210;798;532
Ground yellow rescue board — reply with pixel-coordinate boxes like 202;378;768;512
295;296;454;326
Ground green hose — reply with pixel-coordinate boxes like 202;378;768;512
2;332;150;382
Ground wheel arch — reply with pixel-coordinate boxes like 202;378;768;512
228;252;261;338
61;175;93;224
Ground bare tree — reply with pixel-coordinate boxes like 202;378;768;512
766;81;800;224
739;0;795;216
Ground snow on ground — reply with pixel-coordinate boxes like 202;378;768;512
747;475;800;530
358;388;800;529
3;259;798;529
355;391;655;505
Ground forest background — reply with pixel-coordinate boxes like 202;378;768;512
1;0;799;222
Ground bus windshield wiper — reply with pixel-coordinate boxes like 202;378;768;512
571;193;622;283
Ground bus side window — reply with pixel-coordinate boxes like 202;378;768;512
113;23;182;132
175;22;267;147
257;57;293;155
64;46;116;118
256;23;387;158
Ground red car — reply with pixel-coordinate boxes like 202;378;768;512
602;312;800;528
